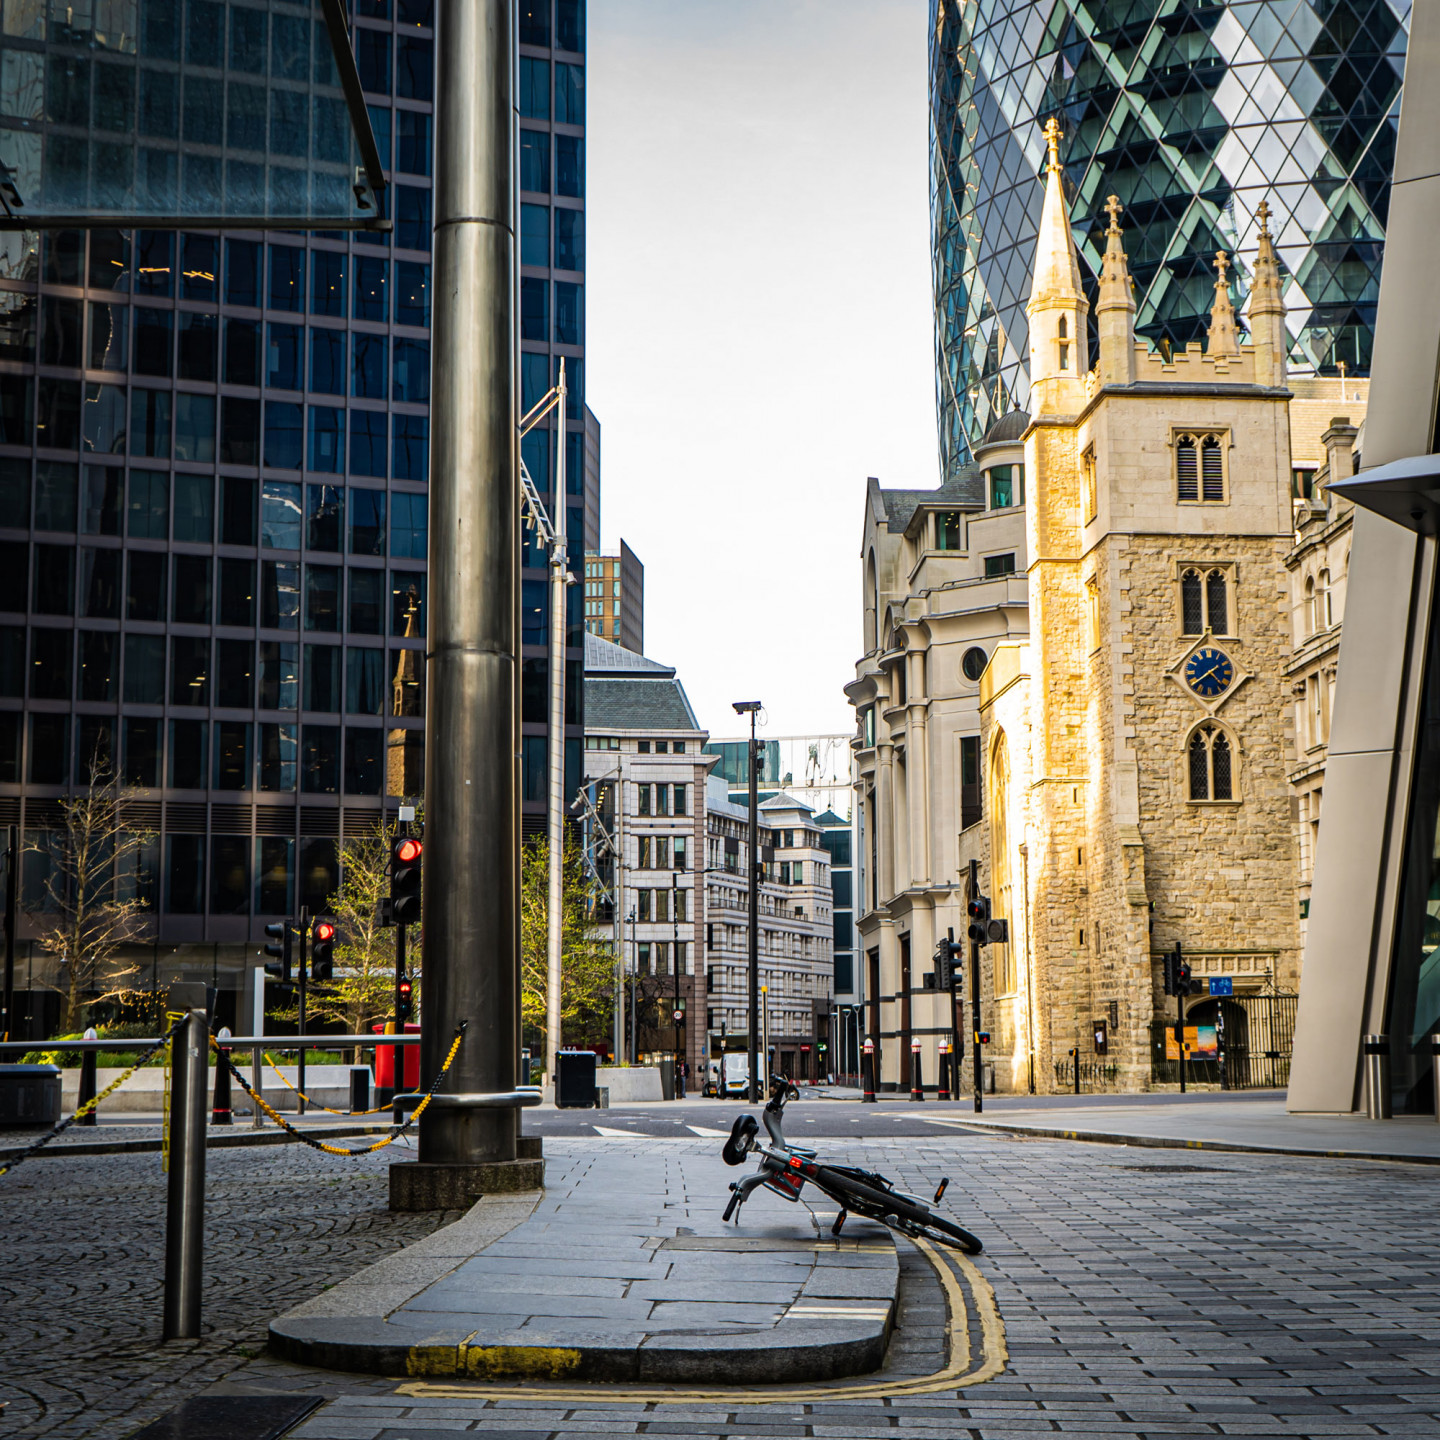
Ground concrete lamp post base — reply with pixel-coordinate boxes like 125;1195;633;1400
390;1140;544;1212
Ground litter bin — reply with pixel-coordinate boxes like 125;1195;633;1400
658;1054;674;1102
0;1064;62;1127
556;1049;597;1108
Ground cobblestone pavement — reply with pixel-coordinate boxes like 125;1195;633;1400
4;1130;1440;1438
0;1140;458;1439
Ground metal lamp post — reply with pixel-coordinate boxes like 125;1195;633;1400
400;0;541;1203
732;701;762;1101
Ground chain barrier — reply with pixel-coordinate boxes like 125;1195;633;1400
0;1020;185;1179
214;1021;466;1156
261;1052;391;1115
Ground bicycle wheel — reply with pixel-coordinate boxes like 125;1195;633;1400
814;1167;983;1256
906;1211;983;1255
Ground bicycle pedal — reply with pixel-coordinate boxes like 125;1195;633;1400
831;1208;847;1237
933;1177;950;1204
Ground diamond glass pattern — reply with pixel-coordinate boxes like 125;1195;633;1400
931;0;1409;472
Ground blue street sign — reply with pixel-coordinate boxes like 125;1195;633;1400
1209;977;1234;996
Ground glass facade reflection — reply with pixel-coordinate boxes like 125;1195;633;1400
1387;570;1440;1114
0;0;594;1008
930;0;1410;471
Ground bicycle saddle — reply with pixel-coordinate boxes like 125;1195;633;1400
722;1112;759;1166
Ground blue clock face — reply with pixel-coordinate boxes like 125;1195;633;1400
1185;647;1234;698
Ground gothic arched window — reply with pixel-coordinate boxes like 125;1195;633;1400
1176;435;1198;501
1205;568;1228;634
1188;723;1235;802
1058;315;1069;371
1201;436;1224;500
1182;569;1203;634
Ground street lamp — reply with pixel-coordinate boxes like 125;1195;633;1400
732;700;762;1102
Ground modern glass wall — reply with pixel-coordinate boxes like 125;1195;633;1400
1386;569;1440;1114
518;0;588;834
931;0;1410;470
0;0;593;959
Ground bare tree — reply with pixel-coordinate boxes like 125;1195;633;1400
28;754;155;1034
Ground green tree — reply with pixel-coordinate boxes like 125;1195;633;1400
305;817;416;1049
521;834;614;1058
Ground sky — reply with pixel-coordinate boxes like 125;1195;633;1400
586;0;936;742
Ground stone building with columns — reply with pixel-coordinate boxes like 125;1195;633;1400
850;120;1349;1093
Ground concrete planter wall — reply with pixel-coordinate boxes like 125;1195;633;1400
594;1066;663;1103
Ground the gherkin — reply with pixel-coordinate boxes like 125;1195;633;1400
931;0;1409;473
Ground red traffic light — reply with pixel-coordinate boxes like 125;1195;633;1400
397;977;413;996
312;919;336;942
395;838;423;864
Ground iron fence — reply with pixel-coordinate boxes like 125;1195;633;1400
1150;992;1298;1089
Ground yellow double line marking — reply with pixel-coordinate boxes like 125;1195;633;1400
395;1239;1007;1404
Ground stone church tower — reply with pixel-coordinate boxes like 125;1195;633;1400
978;126;1301;1090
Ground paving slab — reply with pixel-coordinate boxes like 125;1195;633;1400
269;1144;897;1383
950;1098;1440;1162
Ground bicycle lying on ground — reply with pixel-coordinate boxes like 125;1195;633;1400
720;1076;983;1254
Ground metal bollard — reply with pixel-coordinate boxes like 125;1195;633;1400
1072;1047;1081;1095
1363;1034;1391;1121
938;1042;952;1101
910;1037;924;1101
210;1026;232;1125
250;1044;263;1129
350;1066;370;1114
163;1007;209;1340
861;1037;876;1103
77;1026;99;1126
1432;1036;1440;1124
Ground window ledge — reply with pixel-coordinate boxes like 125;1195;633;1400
1187;799;1242;807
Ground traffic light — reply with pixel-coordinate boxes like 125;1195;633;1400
263;921;292;984
391;836;423;924
967;894;992;945
310;918;336;981
1163;948;1178;996
1176;957;1195;996
933;935;962;988
396;973;414;1021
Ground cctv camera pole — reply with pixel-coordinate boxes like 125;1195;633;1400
967;858;983;1114
545;362;569;1093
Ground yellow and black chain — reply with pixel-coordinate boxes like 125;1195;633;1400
0;1020;184;1179
260;1053;391;1115
214;1021;466;1156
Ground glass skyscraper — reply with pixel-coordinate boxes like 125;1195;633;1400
0;0;590;1033
931;0;1410;470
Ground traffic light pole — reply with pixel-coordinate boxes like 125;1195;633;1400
1175;940;1186;1095
297;906;309;1116
395;918;407;1026
946;926;963;1104
967;858;984;1114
